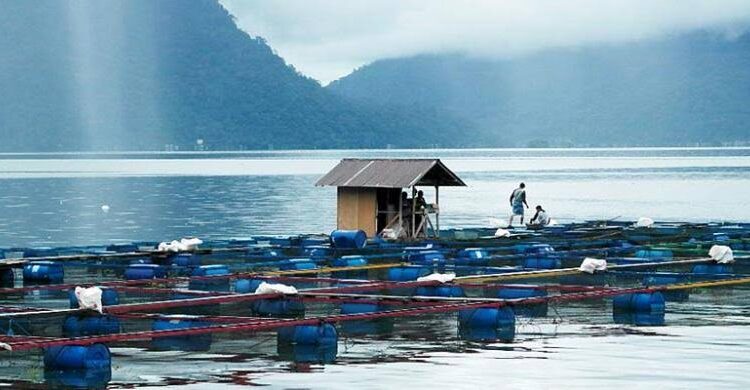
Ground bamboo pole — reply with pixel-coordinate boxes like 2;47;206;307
454;257;726;283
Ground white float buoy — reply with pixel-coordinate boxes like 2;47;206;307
101;205;110;213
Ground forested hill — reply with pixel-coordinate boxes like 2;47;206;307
329;32;750;147
0;0;468;152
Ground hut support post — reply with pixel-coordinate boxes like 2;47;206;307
398;189;403;238
411;186;417;239
435;186;440;237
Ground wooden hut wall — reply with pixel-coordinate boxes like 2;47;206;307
337;187;377;236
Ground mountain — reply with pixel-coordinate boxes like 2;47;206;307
329;32;750;147
0;0;468;151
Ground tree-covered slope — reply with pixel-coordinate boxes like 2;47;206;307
0;0;468;151
329;32;750;147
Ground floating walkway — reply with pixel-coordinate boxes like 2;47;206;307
1;221;750;386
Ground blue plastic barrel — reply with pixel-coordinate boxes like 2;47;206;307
331;256;369;279
615;240;635;250
387;267;431;281
612;292;665;312
189;265;231;291
643;275;689;301
63;315;121;336
513;243;532;254
339;303;393;335
277;323;338;346
414;285;465;297
405;250;445;264
0;268;13;287
523;257;561;269
252;298;305;317
171;253;200;267
497;287;547;300
523;244;555;256
228;238;257;247
191;264;230;277
331;256;368;268
188;264;230;291
151;316;213;351
23;261;64;283
124;264;166;280
340;302;381;314
105;243;138;253
269;236;293;247
152;316;210;331
301;237;329;247
713;233;730;242
235;278;264;293
458;307;515;328
497;287;548;316
455;248;490;265
635;249;673;259
331;230;367;249
279;259;318;271
44;343;111;370
643;275;687;286
68;287;119;309
458;248;489;259
692;264;733;275
303;245;332;258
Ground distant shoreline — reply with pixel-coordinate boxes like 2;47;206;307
1;145;749;158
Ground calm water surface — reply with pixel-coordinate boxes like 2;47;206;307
1;148;749;247
1;148;749;389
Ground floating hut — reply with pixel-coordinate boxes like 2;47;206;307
316;159;466;238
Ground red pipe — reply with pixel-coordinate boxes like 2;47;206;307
3;284;661;351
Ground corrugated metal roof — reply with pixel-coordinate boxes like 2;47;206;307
315;159;466;188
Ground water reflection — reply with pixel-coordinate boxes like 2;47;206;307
44;367;112;389
612;311;666;326
277;343;338;365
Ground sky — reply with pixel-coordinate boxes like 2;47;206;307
220;0;750;84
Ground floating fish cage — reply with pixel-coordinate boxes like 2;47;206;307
1;220;750;387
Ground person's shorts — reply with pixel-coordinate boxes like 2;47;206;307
512;203;524;215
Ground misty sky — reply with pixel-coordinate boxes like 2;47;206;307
220;0;750;84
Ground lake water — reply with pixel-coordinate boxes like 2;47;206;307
1;147;749;247
1;148;750;389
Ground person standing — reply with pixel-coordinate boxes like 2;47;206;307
414;190;427;236
508;182;529;226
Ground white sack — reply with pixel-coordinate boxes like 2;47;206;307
180;237;203;250
494;228;511;237
157;237;203;252
709;245;735;264
75;286;103;314
254;282;298;295
635;217;654;228
380;227;404;240
579;258;607;274
417;272;456;283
